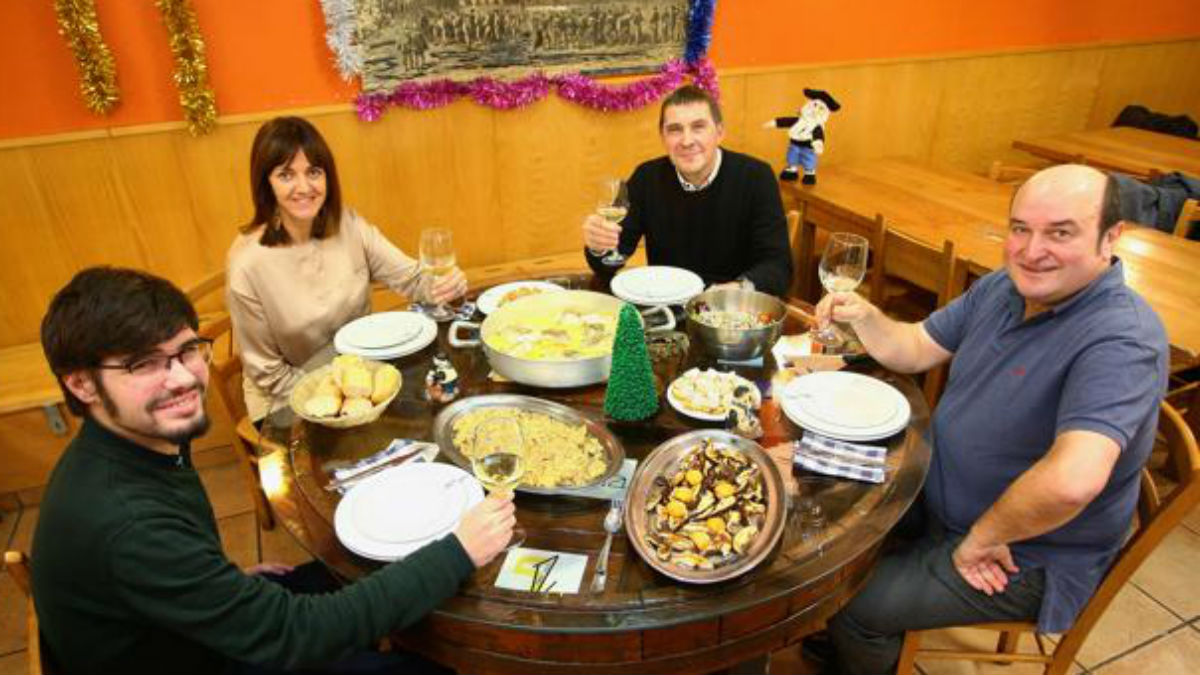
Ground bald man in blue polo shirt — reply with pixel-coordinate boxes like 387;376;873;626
816;164;1168;674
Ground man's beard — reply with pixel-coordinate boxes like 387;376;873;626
95;378;211;445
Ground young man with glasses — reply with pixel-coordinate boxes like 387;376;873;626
33;266;514;674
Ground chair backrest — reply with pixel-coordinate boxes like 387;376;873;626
795;201;886;304
785;209;802;298
197;313;249;424
1049;401;1200;673
1173;198;1199;239
878;229;966;406
5;550;48;675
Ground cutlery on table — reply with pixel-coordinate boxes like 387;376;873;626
590;498;624;593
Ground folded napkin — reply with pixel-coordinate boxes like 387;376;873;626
793;432;887;484
326;439;441;492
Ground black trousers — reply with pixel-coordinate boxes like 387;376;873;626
826;513;1045;675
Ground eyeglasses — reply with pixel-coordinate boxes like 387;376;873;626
96;338;215;379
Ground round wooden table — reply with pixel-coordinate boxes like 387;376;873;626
257;274;931;675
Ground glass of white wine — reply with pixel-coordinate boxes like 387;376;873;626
419;227;457;322
596;178;630;267
471;416;526;550
813;232;869;347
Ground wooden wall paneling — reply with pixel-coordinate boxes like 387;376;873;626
929;49;1101;172
1087;41;1200;129
740;60;947;176
0;148;77;345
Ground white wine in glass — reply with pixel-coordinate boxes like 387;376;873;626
471;417;526;549
597;179;630;266
813;232;869;347
419;227;456;322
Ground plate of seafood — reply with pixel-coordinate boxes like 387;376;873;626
667;368;761;421
625;430;786;583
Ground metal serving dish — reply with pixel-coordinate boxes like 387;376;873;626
685;288;785;361
448;290;673;388
431;394;625;495
625;430;786;584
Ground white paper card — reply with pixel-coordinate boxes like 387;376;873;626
494;548;588;594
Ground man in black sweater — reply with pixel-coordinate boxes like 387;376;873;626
583;85;793;297
32;267;515;675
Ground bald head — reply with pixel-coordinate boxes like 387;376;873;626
1013;164;1122;249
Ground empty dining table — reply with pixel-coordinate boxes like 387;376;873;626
783;157;1200;357
1012;126;1200;180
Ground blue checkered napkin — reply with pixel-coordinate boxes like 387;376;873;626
793;433;887;484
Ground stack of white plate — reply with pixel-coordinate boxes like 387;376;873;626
334;463;483;561
334;311;438;359
611;266;705;306
781;371;911;441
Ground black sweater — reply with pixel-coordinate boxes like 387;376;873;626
31;418;475;675
586;149;793;296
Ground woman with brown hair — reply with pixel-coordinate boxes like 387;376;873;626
227;116;465;421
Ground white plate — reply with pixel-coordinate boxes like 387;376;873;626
336;312;426;349
476;281;564;315
335;463;483;562
781;372;910;441
335;315;438;360
611;266;705;306
667;369;761;421
351;464;469;543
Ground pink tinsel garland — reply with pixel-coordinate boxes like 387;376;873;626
356;59;718;121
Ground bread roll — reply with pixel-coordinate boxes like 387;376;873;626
304;393;341;418
340;396;373;417
371;364;400;404
340;366;373;398
331;354;364;387
313;375;341;399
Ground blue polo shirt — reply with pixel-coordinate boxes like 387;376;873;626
923;259;1167;633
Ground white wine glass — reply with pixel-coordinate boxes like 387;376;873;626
596;178;630;267
813;232;869;347
419;227;457;322
471;417;526;550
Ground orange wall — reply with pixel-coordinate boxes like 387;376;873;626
5;0;1200;139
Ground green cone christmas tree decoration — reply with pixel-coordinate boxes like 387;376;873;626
604;303;659;421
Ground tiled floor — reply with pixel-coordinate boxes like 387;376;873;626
2;447;1198;675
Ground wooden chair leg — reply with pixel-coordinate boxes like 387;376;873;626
994;629;1021;664
896;631;921;675
232;436;275;530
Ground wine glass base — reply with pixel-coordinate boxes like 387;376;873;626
600;254;627;267
424;305;457;322
810;326;845;349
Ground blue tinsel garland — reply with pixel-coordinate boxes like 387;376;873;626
685;0;716;65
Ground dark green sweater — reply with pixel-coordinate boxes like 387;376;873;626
31;418;475;675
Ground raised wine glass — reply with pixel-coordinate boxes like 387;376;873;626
470;416;526;550
596;178;630;266
812;232;869;347
419;227;457;322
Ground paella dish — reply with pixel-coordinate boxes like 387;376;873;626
486;308;617;361
643;438;768;571
450;406;609;487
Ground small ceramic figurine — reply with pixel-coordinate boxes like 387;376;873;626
764;88;841;185
425;353;459;403
725;384;764;439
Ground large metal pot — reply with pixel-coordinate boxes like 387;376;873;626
448;290;674;388
685;288;785;361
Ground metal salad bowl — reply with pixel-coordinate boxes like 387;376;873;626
685;288;785;361
431;394;625;495
625;430;786;584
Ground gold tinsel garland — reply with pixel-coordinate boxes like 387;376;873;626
156;0;218;136
54;0;120;115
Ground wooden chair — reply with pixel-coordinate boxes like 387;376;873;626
987;160;1037;184
4;550;51;675
785;209;802;298
897;400;1200;675
1173;197;1199;238
877;229;967;406
197;314;276;530
794;201;886;304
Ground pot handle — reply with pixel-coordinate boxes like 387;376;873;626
447;320;481;348
640;305;676;333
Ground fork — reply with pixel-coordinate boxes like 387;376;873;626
590;498;624;593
